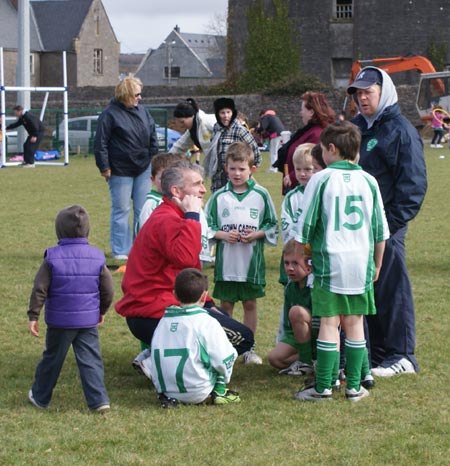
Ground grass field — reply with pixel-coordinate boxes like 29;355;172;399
0;148;449;466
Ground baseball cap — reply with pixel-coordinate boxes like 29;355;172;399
347;68;382;95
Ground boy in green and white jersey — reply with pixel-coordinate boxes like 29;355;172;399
150;268;239;405
293;121;389;402
206;142;278;365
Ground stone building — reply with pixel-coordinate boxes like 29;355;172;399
135;25;226;87
227;0;450;87
0;0;119;87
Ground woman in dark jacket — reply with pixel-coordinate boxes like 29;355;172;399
95;77;159;260
275;91;335;194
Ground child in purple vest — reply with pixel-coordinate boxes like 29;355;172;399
27;205;114;412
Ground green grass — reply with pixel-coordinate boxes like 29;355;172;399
0;148;449;466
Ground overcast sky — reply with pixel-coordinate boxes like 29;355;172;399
102;0;228;54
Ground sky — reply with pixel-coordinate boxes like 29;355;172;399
101;0;228;54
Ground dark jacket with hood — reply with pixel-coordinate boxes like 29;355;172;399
6;110;44;137
94;99;159;177
351;67;427;234
27;205;114;327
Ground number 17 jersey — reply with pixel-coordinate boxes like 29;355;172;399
295;160;389;295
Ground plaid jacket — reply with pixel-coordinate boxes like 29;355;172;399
211;119;261;192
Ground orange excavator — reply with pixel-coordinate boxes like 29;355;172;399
347;56;450;121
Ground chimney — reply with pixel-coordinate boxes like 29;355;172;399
174;25;180;33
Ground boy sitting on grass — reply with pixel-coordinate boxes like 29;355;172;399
150;268;240;405
268;239;319;376
206;141;278;365
293;121;389;402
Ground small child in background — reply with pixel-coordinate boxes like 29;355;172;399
293;120;389;402
206;141;278;364
311;143;326;173
150;268;240;405
137;152;182;233
430;105;445;148
268;240;319;376
27;205;114;412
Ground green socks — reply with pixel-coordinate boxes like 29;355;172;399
213;374;226;396
345;339;366;391
315;340;338;393
295;342;313;366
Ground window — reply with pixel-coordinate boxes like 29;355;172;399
335;0;352;19
164;66;180;78
68;120;88;131
30;54;35;76
93;49;103;75
94;8;100;35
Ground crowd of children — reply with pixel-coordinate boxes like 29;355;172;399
27;104;396;411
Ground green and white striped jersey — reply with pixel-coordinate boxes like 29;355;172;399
206;179;278;284
150;305;237;404
295;160;389;294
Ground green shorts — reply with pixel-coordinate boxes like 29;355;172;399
311;283;376;317
280;330;297;348
213;281;265;302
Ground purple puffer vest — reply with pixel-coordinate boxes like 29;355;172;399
45;238;105;328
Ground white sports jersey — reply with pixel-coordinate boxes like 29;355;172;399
206;179;278;284
280;185;305;244
150;305;237;404
295;160;389;294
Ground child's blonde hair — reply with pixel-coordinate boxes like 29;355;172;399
292;142;315;166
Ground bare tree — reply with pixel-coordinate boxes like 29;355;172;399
203;11;227;37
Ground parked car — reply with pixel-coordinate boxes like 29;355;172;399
52;115;181;153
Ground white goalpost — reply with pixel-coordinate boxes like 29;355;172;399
0;47;69;167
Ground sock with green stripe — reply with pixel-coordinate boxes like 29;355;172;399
295;341;313;365
345;339;366;391
361;348;370;378
331;351;340;385
213;374;226;395
315;340;338;393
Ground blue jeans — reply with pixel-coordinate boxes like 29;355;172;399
31;327;109;409
108;166;151;256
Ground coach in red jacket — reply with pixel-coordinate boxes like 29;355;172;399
115;160;254;354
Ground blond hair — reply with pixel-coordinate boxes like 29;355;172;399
292;142;315;166
115;76;143;107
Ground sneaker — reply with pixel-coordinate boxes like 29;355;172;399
436;144;444;148
113;254;128;260
266;167;278;173
430;144;436;148
22;163;35;168
338;369;346;382
332;379;341;392
211;389;240;405
242;349;263;365
345;386;369;402
132;348;152;380
278;360;314;376
158;394;179;409
371;357;416;377
92;404;110;413
293;385;332;402
361;373;375;390
28;389;47;409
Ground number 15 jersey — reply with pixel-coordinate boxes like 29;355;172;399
295;160;389;295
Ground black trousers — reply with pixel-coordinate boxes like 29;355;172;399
126;304;254;356
23;132;44;164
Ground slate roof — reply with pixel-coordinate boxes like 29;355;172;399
31;0;93;51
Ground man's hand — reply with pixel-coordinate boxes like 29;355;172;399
30;136;37;143
29;320;39;337
101;169;111;181
98;314;105;326
172;194;202;213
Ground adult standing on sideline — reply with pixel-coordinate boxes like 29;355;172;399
348;67;427;376
94;77;159;260
257;109;285;173
169;98;216;161
4;105;45;168
115;161;254;355
275;91;335;194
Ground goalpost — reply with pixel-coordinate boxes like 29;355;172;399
0;47;69;167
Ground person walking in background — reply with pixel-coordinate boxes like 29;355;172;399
257;109;285;173
348;67;427;377
275;91;335;194
430;104;445;148
3;105;45;168
94;76;159;260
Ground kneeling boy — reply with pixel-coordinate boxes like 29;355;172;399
268;239;318;375
150;268;240;405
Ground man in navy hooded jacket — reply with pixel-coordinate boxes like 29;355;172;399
348;67;427;377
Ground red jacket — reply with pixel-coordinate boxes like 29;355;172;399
115;198;202;319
